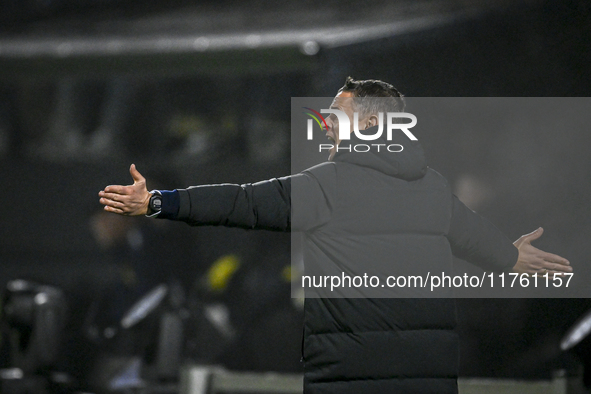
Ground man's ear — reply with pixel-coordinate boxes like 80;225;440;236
366;114;379;129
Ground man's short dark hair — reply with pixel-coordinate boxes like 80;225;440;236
339;76;405;117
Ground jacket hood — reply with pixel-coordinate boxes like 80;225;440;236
332;125;427;181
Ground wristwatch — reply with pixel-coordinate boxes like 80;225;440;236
146;190;163;217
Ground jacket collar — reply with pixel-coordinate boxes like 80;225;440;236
333;125;427;181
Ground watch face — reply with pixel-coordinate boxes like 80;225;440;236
151;196;162;210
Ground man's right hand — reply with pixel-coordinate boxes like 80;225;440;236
512;227;572;276
99;164;151;216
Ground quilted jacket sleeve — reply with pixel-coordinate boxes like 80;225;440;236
169;163;334;232
447;195;518;273
175;176;291;231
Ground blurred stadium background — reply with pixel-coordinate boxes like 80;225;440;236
1;0;591;393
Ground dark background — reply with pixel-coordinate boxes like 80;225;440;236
0;0;590;386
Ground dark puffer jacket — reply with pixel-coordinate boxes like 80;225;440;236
157;128;518;393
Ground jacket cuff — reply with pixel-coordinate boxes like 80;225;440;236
155;190;181;219
501;245;519;273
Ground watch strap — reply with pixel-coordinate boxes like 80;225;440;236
146;190;163;217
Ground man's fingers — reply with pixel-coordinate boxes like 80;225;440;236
130;164;145;184
101;197;135;215
541;251;570;266
536;270;572;277
100;197;125;208
521;260;572;273
530;263;573;275
99;192;130;202
545;262;573;273
529;254;572;272
103;185;129;194
103;205;124;214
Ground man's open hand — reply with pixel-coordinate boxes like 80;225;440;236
99;164;151;216
513;227;572;275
